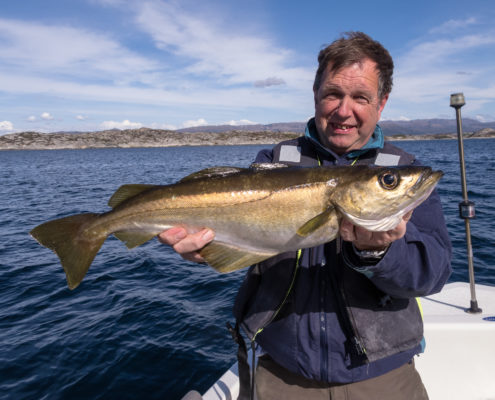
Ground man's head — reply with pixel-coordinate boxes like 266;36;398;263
313;31;393;100
313;32;394;155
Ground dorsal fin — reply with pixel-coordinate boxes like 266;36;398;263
108;184;157;208
179;166;245;182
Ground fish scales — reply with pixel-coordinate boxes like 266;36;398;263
30;164;443;289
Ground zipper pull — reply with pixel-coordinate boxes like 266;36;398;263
351;336;367;358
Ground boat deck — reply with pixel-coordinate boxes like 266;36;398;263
415;282;495;400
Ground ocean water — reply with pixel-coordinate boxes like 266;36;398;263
1;140;494;399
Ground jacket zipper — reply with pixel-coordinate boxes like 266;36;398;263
319;252;329;381
331;239;368;362
338;280;368;359
251;249;302;343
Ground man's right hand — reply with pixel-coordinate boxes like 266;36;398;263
157;226;215;264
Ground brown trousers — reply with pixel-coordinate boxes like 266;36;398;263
255;355;429;400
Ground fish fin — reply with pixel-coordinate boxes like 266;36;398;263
108;184;157;208
180;167;245;182
297;207;336;237
30;213;106;290
250;163;289;170
200;242;276;273
113;230;157;249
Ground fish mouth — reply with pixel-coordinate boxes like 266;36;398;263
409;168;443;194
398;168;443;217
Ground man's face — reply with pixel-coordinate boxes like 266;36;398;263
313;58;388;155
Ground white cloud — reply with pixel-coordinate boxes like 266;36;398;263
75;115;86;120
133;2;312;89
398;34;495;72
225;119;257;126
474;114;495;123
0;9;314;126
27;115;36;122
381;115;411;122
182;118;208;128
0;121;14;132
100;119;143;129
149;122;177;130
390;29;495;119
41;112;54;120
0;72;307;112
0;18;160;84
429;17;477;35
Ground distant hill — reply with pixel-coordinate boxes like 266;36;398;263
177;122;306;134
178;118;495;136
381;118;495;135
1;119;494;151
0;128;301;150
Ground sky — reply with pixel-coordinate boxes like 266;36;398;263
1;0;494;134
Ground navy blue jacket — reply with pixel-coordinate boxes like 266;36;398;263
233;126;452;383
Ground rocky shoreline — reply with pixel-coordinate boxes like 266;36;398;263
0;127;494;151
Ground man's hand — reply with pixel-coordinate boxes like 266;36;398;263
339;211;413;251
158;226;215;263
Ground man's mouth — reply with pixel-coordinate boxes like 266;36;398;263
330;123;356;131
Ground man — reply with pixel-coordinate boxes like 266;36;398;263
160;32;452;400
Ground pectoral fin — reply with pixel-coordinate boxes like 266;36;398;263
297;207;336;237
199;241;276;273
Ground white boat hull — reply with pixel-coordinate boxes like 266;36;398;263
415;282;495;400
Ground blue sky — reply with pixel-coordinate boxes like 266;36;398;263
1;0;494;133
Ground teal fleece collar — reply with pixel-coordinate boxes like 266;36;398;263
304;117;384;160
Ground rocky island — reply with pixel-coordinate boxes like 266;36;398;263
0;125;494;151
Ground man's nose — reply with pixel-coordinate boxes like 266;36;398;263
335;96;352;117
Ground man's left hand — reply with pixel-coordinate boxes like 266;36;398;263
339;211;413;251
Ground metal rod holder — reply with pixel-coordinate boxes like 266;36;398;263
450;93;481;314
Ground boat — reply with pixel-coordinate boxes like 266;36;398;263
181;281;495;400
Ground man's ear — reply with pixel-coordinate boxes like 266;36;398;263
377;93;389;117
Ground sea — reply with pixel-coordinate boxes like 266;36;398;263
1;139;494;400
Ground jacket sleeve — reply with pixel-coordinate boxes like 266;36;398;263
343;187;452;298
254;148;274;163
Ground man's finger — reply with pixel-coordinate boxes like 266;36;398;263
157;226;187;246
339;219;356;241
172;228;215;254
354;225;373;242
403;210;413;222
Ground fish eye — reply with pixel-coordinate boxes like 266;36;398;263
379;171;400;190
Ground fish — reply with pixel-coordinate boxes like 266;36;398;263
30;164;443;289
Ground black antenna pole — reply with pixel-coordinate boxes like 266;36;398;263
450;93;481;314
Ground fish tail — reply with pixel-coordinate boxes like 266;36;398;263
30;213;106;290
